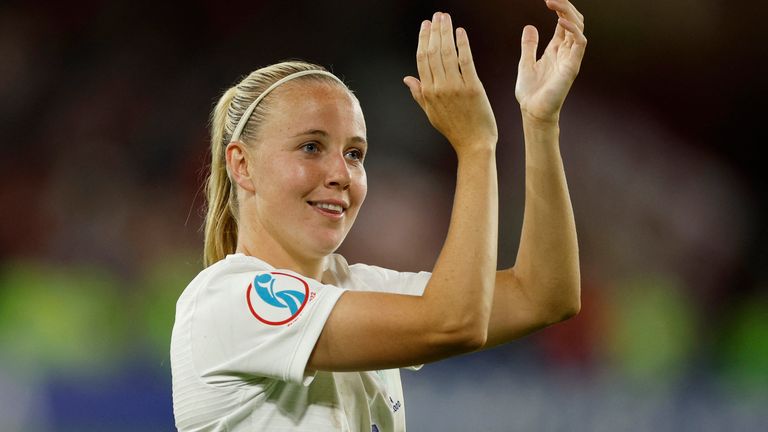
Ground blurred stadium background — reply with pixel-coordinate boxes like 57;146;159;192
1;0;766;430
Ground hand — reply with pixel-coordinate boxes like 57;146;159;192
515;0;587;124
404;12;498;155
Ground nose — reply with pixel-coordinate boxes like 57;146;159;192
325;152;352;190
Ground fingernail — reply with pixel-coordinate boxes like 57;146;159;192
421;20;429;29
433;12;439;21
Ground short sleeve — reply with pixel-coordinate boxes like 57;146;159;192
190;268;345;387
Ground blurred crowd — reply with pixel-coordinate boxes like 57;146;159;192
0;1;766;430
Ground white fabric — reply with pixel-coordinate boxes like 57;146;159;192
171;253;430;432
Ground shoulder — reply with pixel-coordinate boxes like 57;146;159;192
177;254;268;303
175;254;347;387
349;262;405;283
186;253;273;285
329;255;431;296
180;253;332;321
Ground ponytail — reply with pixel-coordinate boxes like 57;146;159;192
204;87;239;267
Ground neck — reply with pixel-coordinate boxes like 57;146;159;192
238;241;326;281
236;220;326;281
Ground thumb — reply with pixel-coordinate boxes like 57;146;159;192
403;76;425;109
519;25;539;69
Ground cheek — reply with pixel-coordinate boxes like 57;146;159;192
353;170;368;206
284;163;314;187
258;157;316;198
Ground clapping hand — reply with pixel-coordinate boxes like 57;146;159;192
515;0;587;124
404;12;498;155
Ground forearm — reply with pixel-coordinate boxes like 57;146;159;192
399;11;500;350
426;148;498;344
510;115;580;322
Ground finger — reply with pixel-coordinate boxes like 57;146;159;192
455;27;478;83
544;20;564;57
519;25;539;69
428;12;446;83
562;19;575;47
546;0;584;32
415;20;433;89
565;0;585;30
440;13;462;82
403;76;426;109
558;18;587;59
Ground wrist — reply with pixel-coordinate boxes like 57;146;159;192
455;143;497;161
520;109;560;129
521;112;560;151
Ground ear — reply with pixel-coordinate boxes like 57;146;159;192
225;141;256;193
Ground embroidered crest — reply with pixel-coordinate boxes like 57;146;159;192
246;272;310;325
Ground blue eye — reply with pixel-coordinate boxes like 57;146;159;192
345;149;364;161
301;142;319;153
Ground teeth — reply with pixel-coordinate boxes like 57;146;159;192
313;202;343;212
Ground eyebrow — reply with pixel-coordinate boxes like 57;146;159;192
292;129;367;145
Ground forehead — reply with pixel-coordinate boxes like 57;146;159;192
261;81;366;137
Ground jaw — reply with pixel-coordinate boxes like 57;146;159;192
239;196;359;273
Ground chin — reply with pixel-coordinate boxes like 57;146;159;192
316;240;344;256
310;234;346;256
294;223;351;258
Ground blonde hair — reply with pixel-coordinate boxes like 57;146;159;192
203;61;348;267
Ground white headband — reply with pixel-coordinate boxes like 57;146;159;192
229;70;344;143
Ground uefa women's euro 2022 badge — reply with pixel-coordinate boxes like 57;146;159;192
246;272;312;325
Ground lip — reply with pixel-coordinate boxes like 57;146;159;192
307;199;349;220
307;198;349;209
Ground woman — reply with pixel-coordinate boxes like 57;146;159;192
171;1;586;430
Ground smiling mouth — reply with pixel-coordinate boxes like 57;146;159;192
308;201;345;215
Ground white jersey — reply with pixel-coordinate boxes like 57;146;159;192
171;253;430;432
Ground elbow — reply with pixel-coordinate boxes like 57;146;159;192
455;324;488;352
447;303;491;352
557;298;581;322
541;280;581;325
430;318;489;355
565;279;582;319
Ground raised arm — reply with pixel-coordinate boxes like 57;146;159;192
309;12;499;371
484;0;586;348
